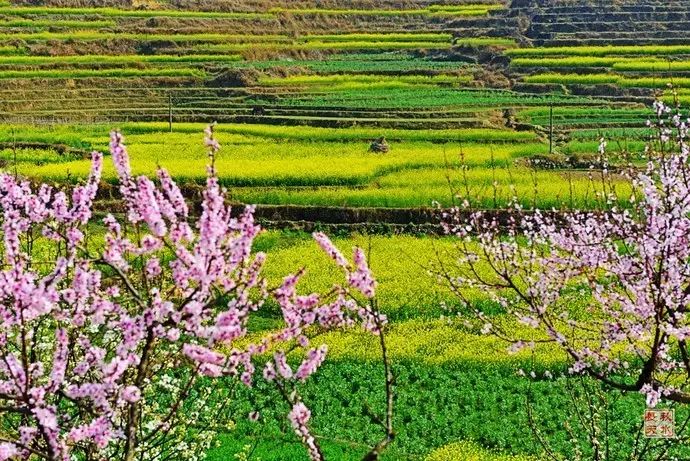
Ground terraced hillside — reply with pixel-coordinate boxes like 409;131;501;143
0;0;518;127
507;0;690;147
514;0;690;46
0;0;683;220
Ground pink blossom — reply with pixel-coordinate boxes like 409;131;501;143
295;346;328;381
313;232;349;268
348;247;376;298
121;386;141;403
0;125;382;460
288;402;320;460
447;102;690;408
0;443;17;461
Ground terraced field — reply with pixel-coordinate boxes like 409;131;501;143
1;1;689;460
0;0;666;218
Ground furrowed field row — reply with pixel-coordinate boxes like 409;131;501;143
0;104;486;116
0;54;243;66
0;5;501;19
454;37;517;47
518;106;648;118
0;46;20;55
0;31;451;43
506;44;690;57
257;5;504;16
257;74;473;87
0;123;538;146
240;59;469;74
0;95;491;115
271;33;453;43
512;57;690;72
517;106;651;126
187;41;453;52
2;40;453;53
0;19;116;29
570;127;656;141
0;6;273;19
0;64;465;80
0;68;205;79
523;73;690;88
253;88;607;109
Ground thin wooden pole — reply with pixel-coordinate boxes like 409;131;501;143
549;104;554;155
168;92;173;133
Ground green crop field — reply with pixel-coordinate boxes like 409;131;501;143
0;0;687;460
6;123;625;209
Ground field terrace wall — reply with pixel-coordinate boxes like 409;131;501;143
511;0;690;46
503;1;690;106
15;0;509;11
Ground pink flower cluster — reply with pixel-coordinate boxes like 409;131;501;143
288;402;320;460
0;126;381;460
448;101;690;407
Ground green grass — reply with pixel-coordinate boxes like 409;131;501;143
251;87;603;110
0;19;116;29
258;74;472;89
269;5;503;17
0;54;243;66
0;68;205;79
0;6;272;19
524;73;690;88
506;44;690;57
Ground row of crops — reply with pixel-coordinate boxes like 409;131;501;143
0;122;639;210
510;50;690;107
